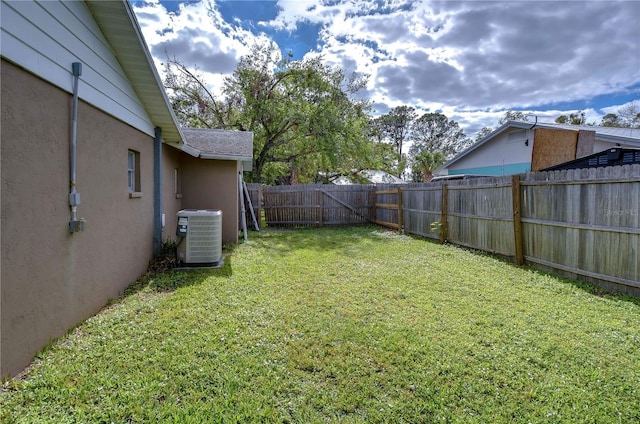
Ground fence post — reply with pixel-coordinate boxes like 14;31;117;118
397;186;403;233
258;185;263;227
511;175;524;265
370;186;377;223
318;189;324;227
440;184;448;243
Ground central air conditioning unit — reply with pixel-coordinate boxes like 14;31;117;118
176;209;222;265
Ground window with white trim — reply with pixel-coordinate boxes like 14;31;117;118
128;150;141;195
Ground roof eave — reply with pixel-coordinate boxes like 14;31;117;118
199;153;253;162
596;134;640;146
85;0;183;144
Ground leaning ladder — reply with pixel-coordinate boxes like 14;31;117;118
238;173;260;242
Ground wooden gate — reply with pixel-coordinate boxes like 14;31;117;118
263;185;375;227
373;186;403;231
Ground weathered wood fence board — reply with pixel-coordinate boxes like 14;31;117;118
243;183;262;227
445;178;515;257
402;184;442;240
259;164;640;292
374;184;403;229
263;185;375;227
520;165;640;288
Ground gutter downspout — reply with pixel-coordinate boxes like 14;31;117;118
153;127;163;255
69;62;84;233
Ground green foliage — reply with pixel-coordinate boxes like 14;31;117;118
429;220;444;238
2;227;639;423
409;112;470;158
372;106;416;156
406;112;469;181
147;239;179;274
600;102;640;128
499;110;530;125
601;113;620;127
372;109;470;179
410;151;446;182
164;42;377;184
555;110;587;125
371;106;416;177
474;126;494;141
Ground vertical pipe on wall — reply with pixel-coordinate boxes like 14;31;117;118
69;62;84;233
153;127;163;255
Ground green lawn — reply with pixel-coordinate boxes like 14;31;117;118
2;226;639;423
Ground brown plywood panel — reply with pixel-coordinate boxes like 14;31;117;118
576;130;596;158
531;128;578;171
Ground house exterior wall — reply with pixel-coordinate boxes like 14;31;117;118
1;0;155;138
161;146;185;242
576;130;596;158
180;157;241;244
531;128;578;171
593;139;638;152
1;61;155;378
448;128;534;176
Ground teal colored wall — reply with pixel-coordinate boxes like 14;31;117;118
448;162;531;176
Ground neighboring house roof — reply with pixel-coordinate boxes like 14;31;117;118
181;128;254;168
542;147;640;171
85;0;183;144
540;123;640;145
333;170;406;185
361;170;406;184
441;120;640;171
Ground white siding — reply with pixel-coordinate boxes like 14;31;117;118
593;139;637;153
1;0;154;137
450;129;534;171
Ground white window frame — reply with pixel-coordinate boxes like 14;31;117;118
128;150;141;197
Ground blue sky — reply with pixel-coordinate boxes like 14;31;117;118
132;0;640;137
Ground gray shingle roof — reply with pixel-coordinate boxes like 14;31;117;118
181;128;253;162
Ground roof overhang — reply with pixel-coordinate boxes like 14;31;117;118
85;0;184;144
179;128;254;170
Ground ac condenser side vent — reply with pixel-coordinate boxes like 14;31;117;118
177;209;222;265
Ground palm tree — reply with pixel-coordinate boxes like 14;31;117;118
412;150;445;182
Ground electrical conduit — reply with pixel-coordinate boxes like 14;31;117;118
69;62;84;232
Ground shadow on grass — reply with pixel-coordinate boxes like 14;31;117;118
250;224;392;256
123;252;234;296
431;235;640;306
529;266;640;305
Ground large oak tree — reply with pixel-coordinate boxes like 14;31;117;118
163;42;380;184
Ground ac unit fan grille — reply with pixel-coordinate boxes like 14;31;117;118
184;214;222;263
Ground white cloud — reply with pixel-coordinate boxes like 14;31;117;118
134;0;640;135
312;2;640;114
133;0;260;92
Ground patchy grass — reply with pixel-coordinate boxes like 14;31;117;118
2;226;639;423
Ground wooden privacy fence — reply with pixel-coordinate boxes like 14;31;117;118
401;177;519;258
261;184;375;227
256;164;640;293
373;187;403;230
243;183;262;227
519;166;639;290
